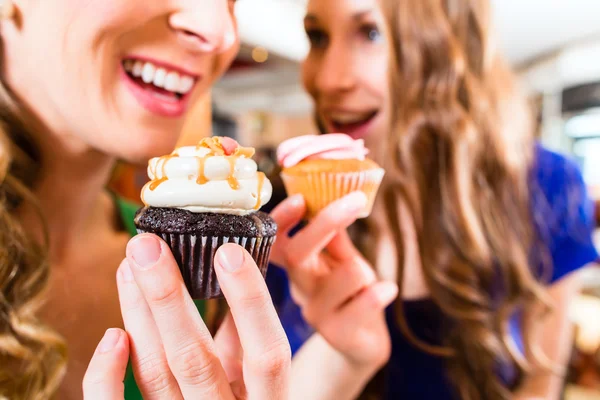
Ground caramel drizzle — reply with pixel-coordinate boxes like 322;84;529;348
226;156;240;190
148;154;179;191
196;155;210;185
196;137;225;155
254;172;265;209
234;146;255;158
146;138;260;203
193;137;255;190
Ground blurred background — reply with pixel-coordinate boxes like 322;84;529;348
111;1;600;398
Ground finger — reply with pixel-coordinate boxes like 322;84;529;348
116;259;182;400
270;194;306;234
214;313;243;383
270;194;306;265
215;243;291;400
82;328;129;400
328;281;398;331
325;230;361;261
286;192;367;267
126;235;234;400
302;260;377;325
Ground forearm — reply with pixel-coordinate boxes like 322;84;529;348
289;334;380;400
514;273;582;400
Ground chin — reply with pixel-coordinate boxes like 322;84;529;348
117;133;180;164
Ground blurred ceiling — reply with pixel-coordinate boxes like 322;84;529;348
233;0;600;65
492;0;600;65
213;0;600;116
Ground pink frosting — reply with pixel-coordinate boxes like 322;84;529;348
277;134;369;168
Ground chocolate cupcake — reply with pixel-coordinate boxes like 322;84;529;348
135;137;277;299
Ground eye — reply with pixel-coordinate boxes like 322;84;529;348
306;28;329;49
360;24;382;42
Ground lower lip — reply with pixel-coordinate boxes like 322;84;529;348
326;114;378;139
120;66;193;118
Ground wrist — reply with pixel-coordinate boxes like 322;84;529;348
342;348;389;377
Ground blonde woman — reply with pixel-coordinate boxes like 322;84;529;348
0;0;294;398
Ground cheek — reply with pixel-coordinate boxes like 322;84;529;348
213;43;239;80
361;50;389;102
301;56;318;96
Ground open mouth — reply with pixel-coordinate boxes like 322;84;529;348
122;58;197;103
327;110;379;139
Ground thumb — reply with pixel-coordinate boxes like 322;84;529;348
83;328;129;400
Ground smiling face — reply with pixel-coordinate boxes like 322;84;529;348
1;0;239;163
301;0;389;148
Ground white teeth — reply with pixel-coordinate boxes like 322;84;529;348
330;112;373;124
142;63;156;84
178;76;194;94
153;68;167;88
164;72;180;92
125;59;196;95
132;61;143;77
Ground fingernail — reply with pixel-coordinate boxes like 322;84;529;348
98;329;121;353
340;192;367;213
216;244;245;273
120;261;134;283
288;194;305;206
128;235;162;270
379;283;399;305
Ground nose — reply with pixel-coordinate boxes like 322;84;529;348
315;40;356;94
169;0;237;54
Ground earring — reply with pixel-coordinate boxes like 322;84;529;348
0;1;15;20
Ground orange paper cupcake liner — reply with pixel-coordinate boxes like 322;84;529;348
281;168;385;219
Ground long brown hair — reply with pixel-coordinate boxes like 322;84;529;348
0;37;67;398
370;0;551;397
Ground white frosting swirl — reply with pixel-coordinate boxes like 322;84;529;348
142;145;272;215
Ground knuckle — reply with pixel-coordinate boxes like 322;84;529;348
120;288;146;311
284;251;301;268
82;370;104;390
237;288;271;311
170;342;219;387
145;280;182;309
320;211;339;226
135;353;173;395
363;286;386;309
249;339;291;380
286;252;310;272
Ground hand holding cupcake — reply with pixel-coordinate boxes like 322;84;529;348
135;137;277;299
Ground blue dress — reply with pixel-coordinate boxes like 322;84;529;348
265;145;598;399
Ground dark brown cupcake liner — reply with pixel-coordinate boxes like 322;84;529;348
137;229;275;300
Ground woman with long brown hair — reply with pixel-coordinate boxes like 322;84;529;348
267;0;599;398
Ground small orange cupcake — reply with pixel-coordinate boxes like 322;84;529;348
277;134;385;218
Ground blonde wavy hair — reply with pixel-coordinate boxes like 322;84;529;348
0;37;67;399
358;0;552;398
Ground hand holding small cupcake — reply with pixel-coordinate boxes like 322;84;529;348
270;134;396;371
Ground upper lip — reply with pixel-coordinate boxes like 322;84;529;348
124;54;202;79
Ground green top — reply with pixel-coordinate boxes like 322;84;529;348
114;197;206;399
